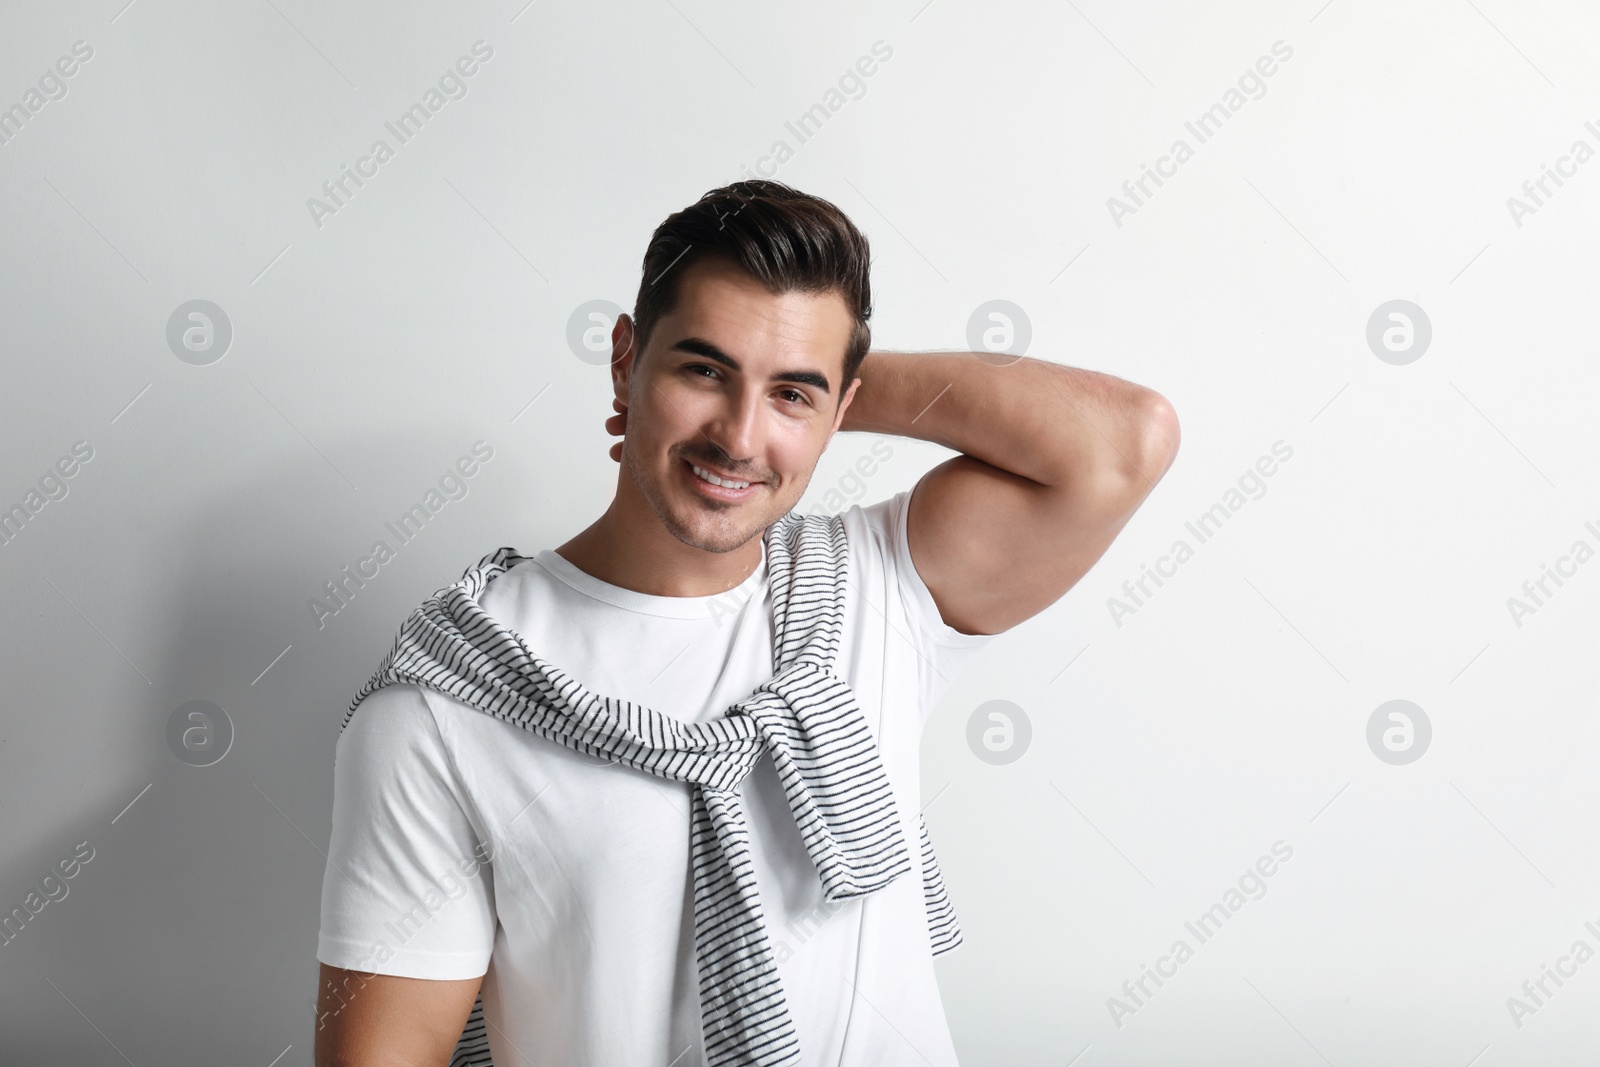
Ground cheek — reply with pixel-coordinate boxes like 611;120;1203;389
770;432;822;477
633;394;690;443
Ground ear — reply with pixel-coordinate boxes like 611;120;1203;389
611;313;638;404
831;375;862;434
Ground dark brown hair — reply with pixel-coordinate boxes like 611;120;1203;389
629;180;873;401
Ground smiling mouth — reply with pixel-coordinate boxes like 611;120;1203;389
688;461;756;489
681;458;763;499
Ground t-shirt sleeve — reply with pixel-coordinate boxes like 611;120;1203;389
317;683;496;980
844;487;996;723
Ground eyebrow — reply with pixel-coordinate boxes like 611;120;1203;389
668;336;831;395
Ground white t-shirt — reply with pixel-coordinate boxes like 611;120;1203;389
317;489;995;1066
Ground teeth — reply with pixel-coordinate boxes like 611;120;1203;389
691;463;752;490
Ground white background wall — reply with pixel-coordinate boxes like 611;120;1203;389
2;0;1598;1063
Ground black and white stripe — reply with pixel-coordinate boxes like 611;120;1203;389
342;510;963;1066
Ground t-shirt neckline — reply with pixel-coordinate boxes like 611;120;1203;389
531;537;768;620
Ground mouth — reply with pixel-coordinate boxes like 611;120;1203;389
681;458;763;502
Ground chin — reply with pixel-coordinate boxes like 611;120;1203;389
684;494;768;535
670;492;787;553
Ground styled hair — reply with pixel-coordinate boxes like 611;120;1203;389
629;180;873;400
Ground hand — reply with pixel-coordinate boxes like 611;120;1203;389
605;397;627;463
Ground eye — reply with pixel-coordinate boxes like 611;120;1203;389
685;363;720;380
779;389;809;406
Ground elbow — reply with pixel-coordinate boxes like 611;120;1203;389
1051;391;1180;515
1037;386;1180;499
1095;390;1179;498
1138;391;1181;481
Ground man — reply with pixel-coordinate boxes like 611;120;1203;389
313;180;1179;1065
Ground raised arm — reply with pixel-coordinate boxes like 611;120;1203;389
313;963;483;1067
839;350;1179;636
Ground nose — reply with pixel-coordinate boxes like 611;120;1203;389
699;387;766;476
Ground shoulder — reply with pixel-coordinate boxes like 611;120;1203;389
343;682;436;746
339;682;458;779
333;682;493;841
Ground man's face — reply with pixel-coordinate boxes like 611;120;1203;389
611;256;861;555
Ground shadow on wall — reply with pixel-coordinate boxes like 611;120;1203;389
0;428;538;1065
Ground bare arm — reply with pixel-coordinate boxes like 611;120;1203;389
314;963;484;1067
838;350;1179;636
